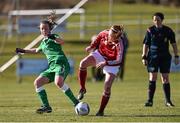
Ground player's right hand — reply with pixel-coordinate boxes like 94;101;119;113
86;46;93;52
142;59;147;66
15;48;25;53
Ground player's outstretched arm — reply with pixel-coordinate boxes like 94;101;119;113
15;48;38;54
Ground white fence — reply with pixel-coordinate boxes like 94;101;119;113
7;8;85;38
0;0;88;73
1;12;180;41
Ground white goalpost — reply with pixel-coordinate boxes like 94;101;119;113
0;0;88;73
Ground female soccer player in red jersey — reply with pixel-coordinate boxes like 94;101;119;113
77;25;124;116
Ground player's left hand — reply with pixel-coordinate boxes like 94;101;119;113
174;57;179;65
15;48;25;53
96;61;106;69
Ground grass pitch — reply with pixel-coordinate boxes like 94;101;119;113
0;51;180;122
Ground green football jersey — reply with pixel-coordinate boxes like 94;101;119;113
37;34;68;66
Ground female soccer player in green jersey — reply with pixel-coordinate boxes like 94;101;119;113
16;12;79;114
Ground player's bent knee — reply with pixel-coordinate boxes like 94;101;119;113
34;78;46;87
103;91;111;97
34;79;39;87
79;60;88;68
105;86;111;93
55;81;64;88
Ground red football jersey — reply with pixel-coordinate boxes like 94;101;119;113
90;30;124;66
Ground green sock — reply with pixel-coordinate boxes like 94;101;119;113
37;89;50;107
65;89;79;106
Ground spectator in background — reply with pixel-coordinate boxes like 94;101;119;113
77;25;124;116
142;12;179;107
118;32;129;80
16;11;79;114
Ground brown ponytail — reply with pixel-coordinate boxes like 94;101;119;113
41;10;57;30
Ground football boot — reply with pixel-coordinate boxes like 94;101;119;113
36;105;52;114
77;89;86;100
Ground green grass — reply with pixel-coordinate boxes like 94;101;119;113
0;76;180;122
0;51;180;122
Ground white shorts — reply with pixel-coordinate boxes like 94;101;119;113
90;50;120;75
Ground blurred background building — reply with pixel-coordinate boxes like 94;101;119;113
0;0;180;14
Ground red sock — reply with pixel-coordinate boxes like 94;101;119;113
78;68;87;90
98;94;110;113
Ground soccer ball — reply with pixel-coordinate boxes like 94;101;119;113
75;102;90;116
